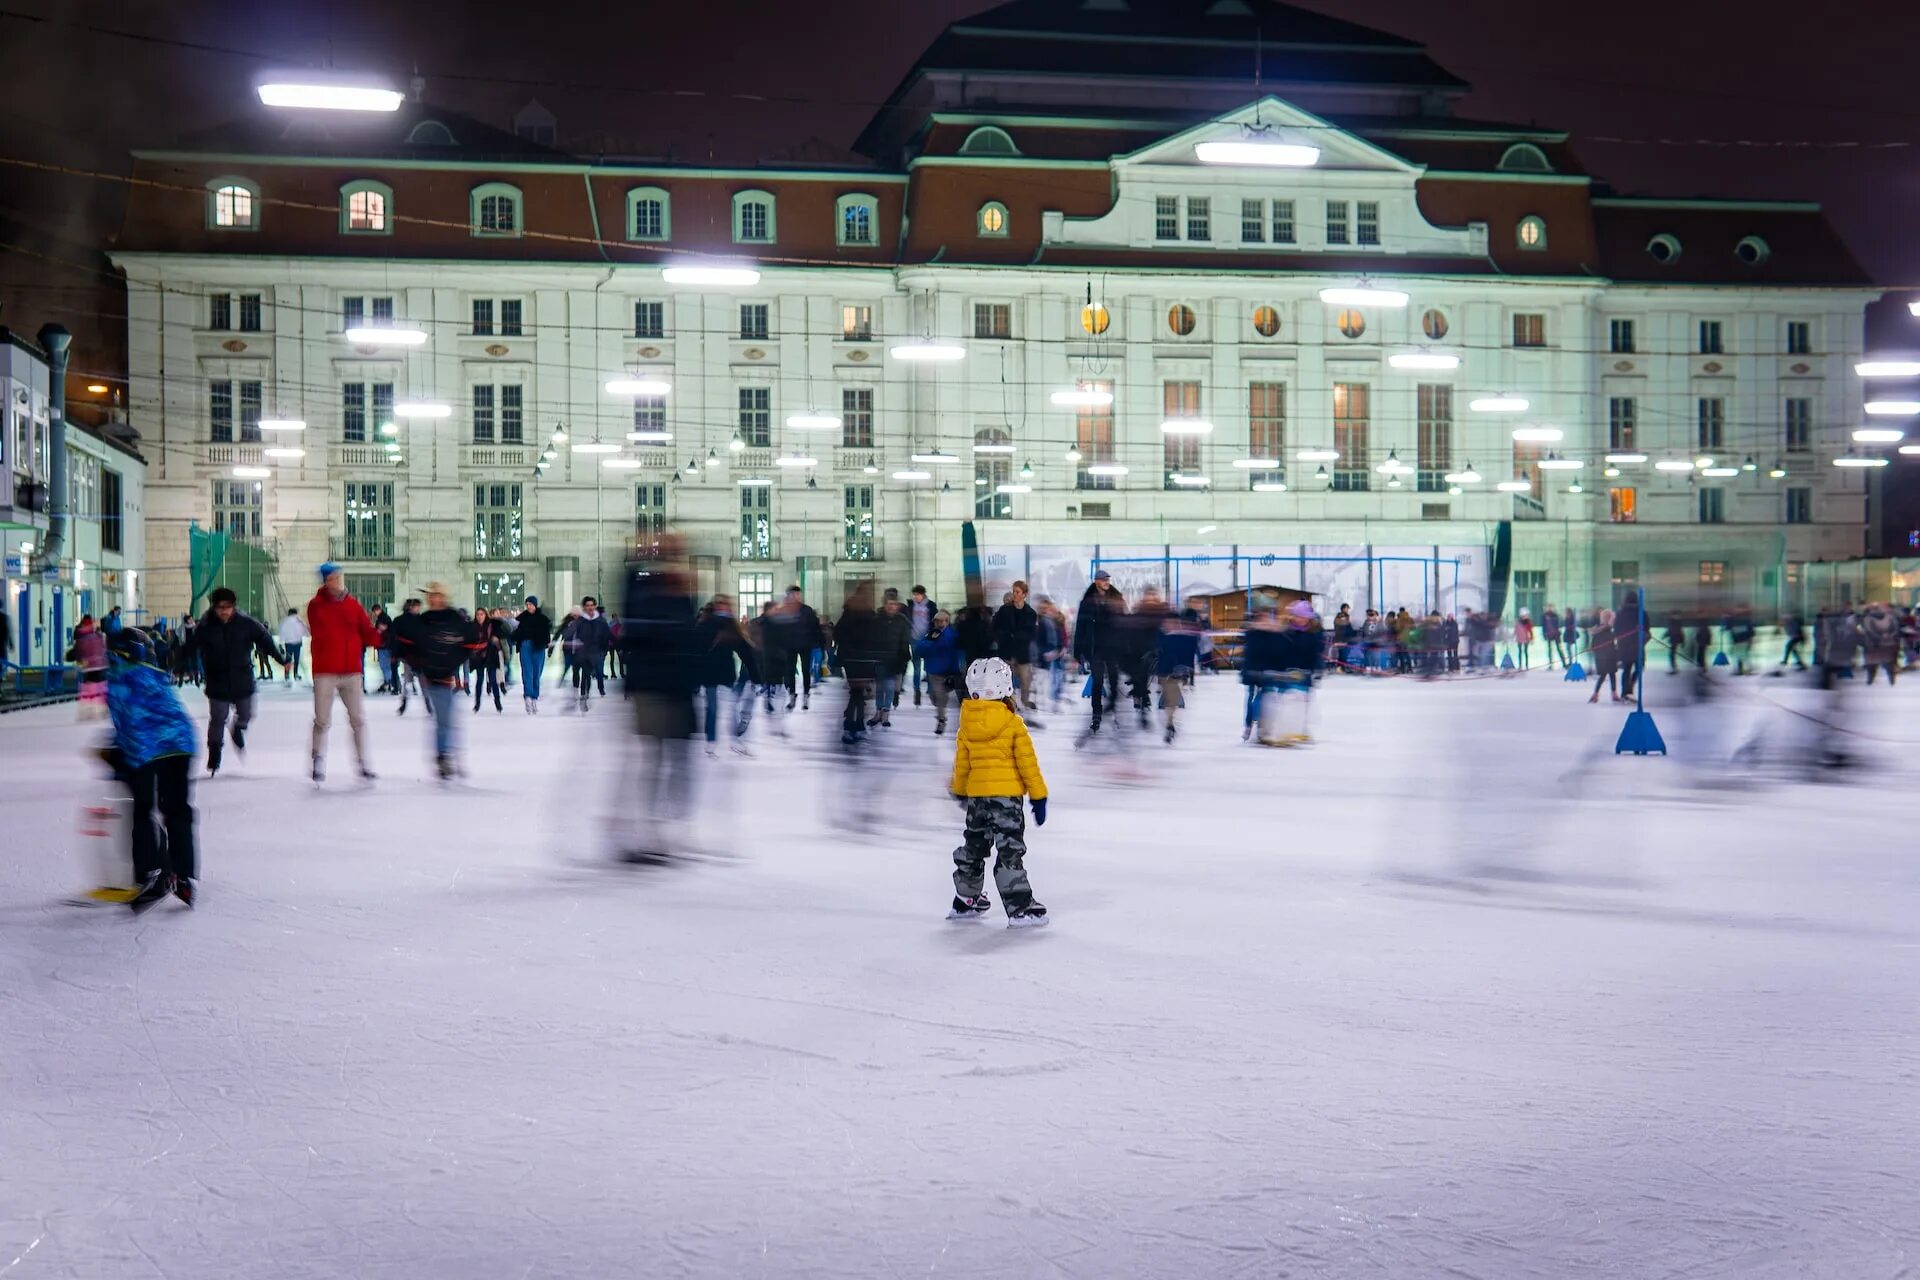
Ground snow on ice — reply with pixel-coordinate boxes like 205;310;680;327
1;670;1916;1278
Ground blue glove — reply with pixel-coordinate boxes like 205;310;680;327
1031;797;1048;826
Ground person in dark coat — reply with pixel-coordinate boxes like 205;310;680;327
905;585;939;706
1073;571;1126;730
833;581;889;742
694;595;758;754
568;596;615;709
1588;609;1620;703
470;607;507;712
514;595;554;712
875;589;914;722
618;541;701;860
1442;612;1461;672
914;609;963;733
766;586;823;712
993;580;1042;712
1614;591;1644;699
172;587;286;775
1118;586;1167;723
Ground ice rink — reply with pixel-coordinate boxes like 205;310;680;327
2;665;1916;1278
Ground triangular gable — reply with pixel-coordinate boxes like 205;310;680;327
1117;96;1422;174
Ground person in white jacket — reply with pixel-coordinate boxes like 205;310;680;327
277;608;310;683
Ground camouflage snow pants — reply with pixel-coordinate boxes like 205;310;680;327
953;796;1035;912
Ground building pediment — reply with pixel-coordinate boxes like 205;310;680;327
1115;97;1421;175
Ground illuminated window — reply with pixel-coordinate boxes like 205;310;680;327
1332;383;1369;491
1421;309;1448;340
1251;305;1281;338
1080;302;1110;335
1168;304;1197;336
974;303;1012;339
1335;309;1366;340
841;304;871;341
977;202;1008;237
1609;487;1637;523
1162;380;1201;486
209;178;258;230
1416;384;1452;491
1516;215;1546;249
1512;313;1546;347
1247;381;1285;489
342;182;390;234
471;183;522;236
1699;560;1726;585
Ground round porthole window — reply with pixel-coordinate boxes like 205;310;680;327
1517;215;1547;249
1647;233;1682;264
1168;304;1196;336
1421;308;1449;340
1735;235;1769;266
1252;305;1281;337
1336;308;1366;340
1081;302;1110;335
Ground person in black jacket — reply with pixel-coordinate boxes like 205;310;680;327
470;607;507;713
392;583;482;779
765;586;823;713
694;595;758;755
833;582;889;743
993;580;1041;712
618;541;701;860
568;596;615;710
514;595;554;712
874;590;913;723
1073;572;1126;731
173;587;286;775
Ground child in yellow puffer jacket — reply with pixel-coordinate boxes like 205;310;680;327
948;657;1049;927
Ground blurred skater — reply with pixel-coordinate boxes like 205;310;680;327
106;628;200;912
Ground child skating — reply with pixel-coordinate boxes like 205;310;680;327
947;657;1050;928
105;627;201;912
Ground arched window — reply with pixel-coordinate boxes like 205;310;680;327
732;189;776;244
959;126;1019;156
340;181;392;235
836;193;879;247
974;426;1013;519
627;186;670;241
1498;143;1553;174
207;177;259;231
470;182;522;237
1516;215;1547;250
406;120;457;146
977;202;1009;238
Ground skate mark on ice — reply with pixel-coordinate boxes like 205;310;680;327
1381;878;1912;941
945;1057;1080;1079
666;1028;842;1064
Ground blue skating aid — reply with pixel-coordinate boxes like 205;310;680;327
1563;661;1586;682
1615;709;1667;755
1712;651;1729;667
1499;652;1515;670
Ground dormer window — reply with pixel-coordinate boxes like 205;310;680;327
341;181;391;235
1498;143;1553;173
208;177;259;230
836;193;879;246
1516;215;1547;250
471;183;522;237
977;202;1008;238
732;190;776;244
959;126;1019;156
627;187;670;241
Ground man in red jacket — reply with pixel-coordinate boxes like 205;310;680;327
307;562;380;783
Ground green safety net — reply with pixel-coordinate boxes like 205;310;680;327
187;525;228;616
186;526;279;620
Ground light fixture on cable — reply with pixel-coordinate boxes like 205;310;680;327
972;442;1015;455
1469;396;1529;413
258;418;306;432
1496;480;1532;493
1700;465;1739;478
1834;451;1889;468
910;448;958;464
232;465;271;478
1064;445;1083;463
393;402;451;419
863;458;880;475
996;483;1032;494
1375;449;1412;476
571;441;621;454
785;411;842;430
627;430;672;443
1169;472;1211;487
705;449;721;468
774;454;818;468
1319;285;1409;308
736;476;773;487
601;457;645;471
662;263;760;287
1194;125;1320;167
1050;386;1114;408
1444;463;1482;484
1313;464;1331;483
1604;452;1648;464
262;447;305;459
606;377;672;396
1537;452;1583;471
1655;458;1696;472
1296;447;1340;462
1865;400;1920;416
1853;427;1905;444
1159;418;1213;435
343;326;428;347
1388;351;1460;371
890;340;966;363
1511;426;1562;443
1231;456;1281;469
892;468;932;481
257;77;404;112
1087;462;1129;477
1856;360;1920;377
1252;481;1288;492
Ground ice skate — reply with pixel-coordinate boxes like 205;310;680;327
1006;903;1049;929
311;757;325;785
947;894;993;919
730;742;754;758
128;871;176;915
174;878;196;908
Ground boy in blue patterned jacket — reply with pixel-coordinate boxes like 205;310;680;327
106;628;201;912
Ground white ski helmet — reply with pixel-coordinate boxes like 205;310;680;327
965;656;1015;701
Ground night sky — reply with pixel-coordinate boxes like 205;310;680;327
4;0;1916;530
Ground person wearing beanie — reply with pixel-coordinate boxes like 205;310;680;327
306;562;380;784
514;595;554;712
946;657;1049;927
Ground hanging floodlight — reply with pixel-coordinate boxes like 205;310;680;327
552;426;568;442
1567;481;1583;494
686;457;701;475
1741;456;1758;472
1655;458;1696;472
785;412;842;430
774;454;818;468
705;449;720;468
1231;457;1281;469
1865;400;1920;416
1313;464;1330;482
606;377;672;396
1296;447;1340;462
1695;456;1716;470
1388;351;1460;371
1603;466;1621;478
1159;419;1214;435
1604;452;1648;464
1856;360;1920;377
1834;452;1889;467
1537;453;1583;471
728;433;746;453
1019;460;1035;479
232;465;272;478
1050;387;1114;408
996;483;1033;494
393;401;451;419
262;447;305;459
343;326;428;347
1469;396;1529;413
602;458;646;471
1086;462;1129;477
972;442;1016;455
1511;426;1563;443
1169;472;1211;487
570;442;621;454
863;459;880;475
1387;473;1403;489
1194;136;1321;167
1375;449;1412;475
910;448;958;464
1319;285;1409;308
379;422;399;437
662;263;760;287
1444;463;1482;484
892;468;932;481
1853;427;1905;444
1252;481;1288;492
890;340;966;363
258;418;306;432
1700;466;1740;477
1901;445;1920;456
1496;480;1532;492
542;448;556;460
736;476;773;487
627;430;673;443
1065;445;1083;462
257;79;404;112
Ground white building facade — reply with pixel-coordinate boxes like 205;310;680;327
109;3;1878;621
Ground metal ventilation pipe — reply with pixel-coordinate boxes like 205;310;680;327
32;324;72;574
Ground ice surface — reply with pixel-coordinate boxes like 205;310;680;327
2;669;1916;1278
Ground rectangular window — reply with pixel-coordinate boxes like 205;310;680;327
740;303;770;341
1513;441;1545;501
1699;559;1726;586
841;387;873;448
238;292;263;332
738;387;771;448
1271;199;1296;245
1248;381;1285;488
1609;318;1635;353
844;485;876;558
101;468;123;552
1075;379;1115;490
472;299;494;335
1240;199;1265;243
1697;397;1725;450
973;302;1012;339
1416;383;1452;491
1154;195;1179;241
842;304;871;341
1786;486;1812;524
341;296;364;329
471;298;523;337
975;432;1012;519
841;203;873;245
342;481;395;559
737;571;774;614
1356;200;1380;246
1332;381;1369;491
739;485;773;560
212;478;263;542
1786;321;1812;355
1512;313;1546;348
635;483;667;556
1698;320;1724;354
632;394;666;435
472;482;524;560
633;199;663;240
209;293;233;331
738;201;769;242
370;296;394;324
1609;486;1637;523
1185;196;1210;241
471;385;495;443
238;381;261;443
209;380;233;442
1785;397;1812;452
500;299;522;337
1608;397;1637;450
500;385;523;444
634;301;665;340
1325;200;1349;246
341;382;390;444
1513;570;1548;623
1698;488;1725;524
1162;380;1201;485
340;295;395;329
